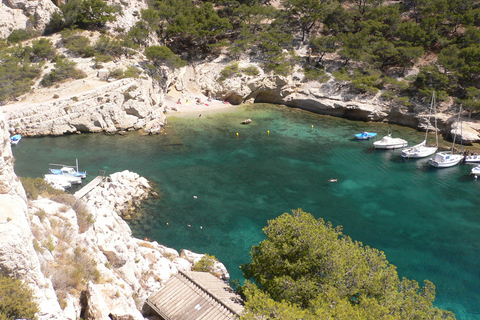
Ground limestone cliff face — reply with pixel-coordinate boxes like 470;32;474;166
4;77;166;136
0;0;147;39
0;111;64;319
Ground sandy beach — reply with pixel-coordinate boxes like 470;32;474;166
163;88;242;117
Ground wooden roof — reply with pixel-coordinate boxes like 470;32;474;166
146;270;244;320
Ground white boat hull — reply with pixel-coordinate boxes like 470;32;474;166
428;152;463;168
44;174;82;185
401;141;437;158
471;166;480;176
465;155;480;163
373;134;408;149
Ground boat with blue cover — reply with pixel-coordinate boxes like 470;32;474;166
10;134;21;145
49;159;87;178
354;132;377;140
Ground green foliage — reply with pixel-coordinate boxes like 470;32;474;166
0;275;39;320
145;45;186;69
7;29;34;44
61;29;94;57
218;62;240;82
32;38;56;61
94;35;124;57
41;57;86;87
60;0;116;30
242;66;260;76
20;177;64;199
303;66;330;83
192;254;221;277
0;53;41;103
241;209;455;319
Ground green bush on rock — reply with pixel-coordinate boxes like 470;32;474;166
0;275;39;320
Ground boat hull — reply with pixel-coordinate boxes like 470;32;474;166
373;134;408;149
428;152;463;168
401;143;437;158
465;155;480;163
355;132;377;140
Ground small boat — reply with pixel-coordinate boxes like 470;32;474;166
401;92;438;158
241;119;252;124
10;134;21;145
49;166;87;178
464;154;480;163
49;159;86;178
373;129;408;149
429;105;464;168
471;165;480;177
354;132;377;140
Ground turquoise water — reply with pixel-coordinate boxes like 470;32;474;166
11;104;480;319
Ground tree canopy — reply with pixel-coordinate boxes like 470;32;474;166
240;209;455;319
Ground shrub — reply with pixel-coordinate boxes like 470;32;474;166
192;254;220;277
61;29;94;57
94;35;124;57
242;66;260;76
32;38;56;61
123;66;141;78
20;177;64;199
218;62;240;82
41;58;86;87
7;29;33;44
73;200;94;233
0;275;39;320
0;55;41;102
303;66;330;83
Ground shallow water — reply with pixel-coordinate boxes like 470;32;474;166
12;104;480;319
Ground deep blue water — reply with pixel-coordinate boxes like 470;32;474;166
11;104;480;319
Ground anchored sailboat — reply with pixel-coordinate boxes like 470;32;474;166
401;92;438;158
429;105;464;168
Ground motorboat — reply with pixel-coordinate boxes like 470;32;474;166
49;166;87;178
49;159;86;178
464;154;480;163
471;165;480;178
241;119;252;124
373;129;408;149
10;134;21;145
402;92;438;158
354;132;377;140
429;105;464;168
428;152;464;168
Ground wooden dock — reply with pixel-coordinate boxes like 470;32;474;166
74;175;104;199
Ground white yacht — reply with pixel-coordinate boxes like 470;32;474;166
373;129;408;149
401;92;438;158
470;165;480;178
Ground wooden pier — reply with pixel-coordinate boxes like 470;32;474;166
74;170;106;199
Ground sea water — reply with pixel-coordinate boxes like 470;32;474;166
11;104;480;319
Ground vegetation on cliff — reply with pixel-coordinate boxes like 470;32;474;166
0;275;39;320
239;209;455;319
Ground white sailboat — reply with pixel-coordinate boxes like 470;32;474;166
401;92;438;158
373;128;408;149
429;105;464;168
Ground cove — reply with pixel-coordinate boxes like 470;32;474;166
12;104;480;319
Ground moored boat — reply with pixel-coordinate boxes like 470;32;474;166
49;159;86;178
354;132;377;140
464;154;480;163
429;105;464;168
402;92;438;158
470;165;480;177
373;129;408;149
10;134;21;145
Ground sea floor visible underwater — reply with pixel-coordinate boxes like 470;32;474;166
12;104;480;319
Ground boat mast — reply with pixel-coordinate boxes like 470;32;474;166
433;92;438;147
451;105;461;153
425;91;434;142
